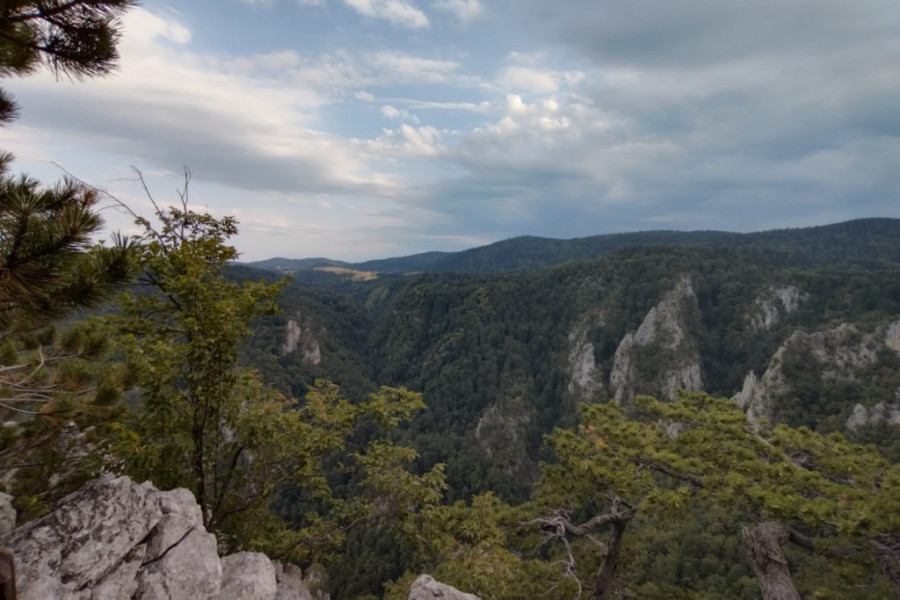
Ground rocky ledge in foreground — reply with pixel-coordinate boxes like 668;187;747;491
1;476;321;600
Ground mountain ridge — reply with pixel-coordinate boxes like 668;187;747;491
246;217;900;276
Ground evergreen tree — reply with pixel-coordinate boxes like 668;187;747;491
0;0;136;123
0;153;137;518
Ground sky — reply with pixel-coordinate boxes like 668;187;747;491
3;0;899;262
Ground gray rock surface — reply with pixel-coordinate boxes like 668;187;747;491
733;323;886;427
219;552;277;600
5;476;159;600
408;575;481;600
0;492;15;537
846;402;900;431
274;563;311;600
610;276;703;405
2;476;316;600
748;285;805;331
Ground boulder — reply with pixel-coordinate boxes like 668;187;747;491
408;575;481;600
1;476;317;600
219;552;277;600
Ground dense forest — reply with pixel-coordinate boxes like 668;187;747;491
233;219;900;599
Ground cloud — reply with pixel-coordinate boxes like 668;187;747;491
498;66;560;95
517;0;898;68
7;0;899;260
9;8;398;196
431;0;484;25
367;51;461;84
380;104;420;122
342;0;429;28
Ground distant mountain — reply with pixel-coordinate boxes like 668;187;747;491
246;218;900;276
245;257;348;273
352;251;450;273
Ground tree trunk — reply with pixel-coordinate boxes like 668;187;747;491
742;521;801;600
592;520;626;600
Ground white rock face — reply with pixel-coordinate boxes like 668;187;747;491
733;323;885;426
2;476;316;600
567;313;605;401
219;553;277;600
846;402;900;431
885;321;900;353
408;575;481;600
748;285;806;331
610;276;703;405
6;476;159;600
281;315;322;365
274;563;311;600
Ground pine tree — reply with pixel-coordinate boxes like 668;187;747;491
0;153;138;518
1;0;136;123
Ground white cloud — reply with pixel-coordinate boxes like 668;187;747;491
368;51;461;83
356;123;446;158
402;99;492;112
431;0;485;25
342;0;430;28
498;66;560;95
380;104;420;122
355;90;375;102
9;7;398;196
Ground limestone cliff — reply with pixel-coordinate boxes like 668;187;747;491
281;312;322;366
566;312;605;402
733;322;896;426
747;285;806;331
609;276;703;406
2;476;321;600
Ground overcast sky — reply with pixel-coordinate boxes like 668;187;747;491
4;0;898;261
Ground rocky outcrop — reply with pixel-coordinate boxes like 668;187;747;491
885;320;900;353
281;314;322;365
567;313;605;401
734;323;885;426
748;285;805;331
846;402;900;431
408;575;481;600
219;553;277;600
2;476;318;600
610;277;703;405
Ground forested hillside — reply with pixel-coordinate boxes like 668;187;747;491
249;218;900;276
235;220;900;598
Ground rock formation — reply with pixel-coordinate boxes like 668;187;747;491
2;476;320;600
734;323;886;426
281;313;322;365
610;276;703;406
408;575;481;600
747;285;805;331
846;402;900;431
567;313;605;402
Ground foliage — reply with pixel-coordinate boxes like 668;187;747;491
640;392;898;597
0;0;136;123
109;195;444;560
436;394;898;600
0;153;137;518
